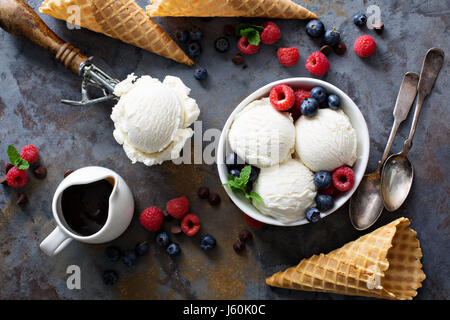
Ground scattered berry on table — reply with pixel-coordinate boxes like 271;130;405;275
194;67;207;81
260;21;281;44
155;231;170;247
306;19;325;38
353;13;367;27
372;22;385;34
200;234;217;251
197;186;210;199
311;86;327;103
166;196;189;219
174;30;189;43
301;98;319;118
233;239;246;253
277;47;299;66
33;165;47;179
105;246;122;262
6;166;28;188
305;51;330;76
232;53;245;65
64;169;74;178
170;225;182;235
208;193;221;206
20;145;38;164
187;41;202;58
238;229;253;242
122;250;138;267
354;35;376;58
102;270;119;285
237;37;260;55
269;84;295;111
189;27;203;41
314;171;332;190
332;166;355;191
315;194;334;211
166;243;181;256
244;214;264;229
320;184;337;196
324;27;341;46
320;45;332;56
181;213;201;237
139;206;164;231
334;42;347;55
135;241;150;256
306;208;321;223
230;169;241;177
214;37;230;53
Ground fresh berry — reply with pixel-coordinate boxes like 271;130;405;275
139;207;164;231
315;194;334;211
277;47;299;66
332;166;355;191
245;180;254;194
33;165;47;179
64;169;74;178
260;21;281;44
166;243;180;256
189;27;203;41
354;35;376;58
122;250;138;267
353;13;367;27
328;94;341;110
237;37;260;55
233;239;246;253
324;28;341;46
208;193;221;206
294;89;311;109
306;208;321;223
249;166;259;183
320;184;337;196
6;167;28;188
174;30;189;43
305;51;330;76
311;86;327;103
320;45;333;56
187;41;202;58
197;186;210;199
20;145;38;163
269;84;295;111
225;153;244;170
334;42;347;55
166;196;189;219
181;214;201;237
230;169;241;177
102;270;119;285
135;241;149;256
200;234;217;251
194;67;207;81
238;229;253;242
155;231;170;247
215;37;230;53
301;98;319;117
314;171;332;190
232;54;245;65
105;246;122;262
306;19;325;38
244;214;264;229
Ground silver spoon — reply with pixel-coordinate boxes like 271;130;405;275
381;48;445;212
349;72;419;230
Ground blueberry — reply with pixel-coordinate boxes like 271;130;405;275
122;250;138;266
174;30;189;43
315;194;334;211
353;13;367;27
167;243;181;256
189;27;203;41
311;86;327;103
245;180;254;194
306;19;325;38
327;94;341;110
324;28;341;46
194;67;207;81
314;171;332;190
135;241;149;256
301;98;319;117
214;37;230;53
306;208;321;223
200;234;217;251
105;246;122;262
249;166;259;183
102;270;119;286
229;169;241;177
187;41;202;58
155;231;170;247
225;153;244;170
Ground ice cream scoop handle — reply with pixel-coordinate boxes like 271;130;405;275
0;0;88;75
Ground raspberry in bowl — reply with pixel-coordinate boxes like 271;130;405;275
217;78;369;227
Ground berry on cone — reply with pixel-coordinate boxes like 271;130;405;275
20;145;38;164
139;207;164;232
166;196;189;219
277;47;299;66
237;37;260;55
260;21;281;44
305;51;330;76
354;35;376;58
6;166;28;188
269;84;295;111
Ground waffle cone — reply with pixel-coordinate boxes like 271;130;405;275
146;0;317;19
266;218;426;300
39;0;193;66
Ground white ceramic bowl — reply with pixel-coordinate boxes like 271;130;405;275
217;78;370;226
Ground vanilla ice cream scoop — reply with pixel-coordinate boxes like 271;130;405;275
111;74;200;166
295;109;357;172
228;98;295;168
253;159;317;224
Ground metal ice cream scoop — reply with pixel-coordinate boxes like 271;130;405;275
0;0;119;106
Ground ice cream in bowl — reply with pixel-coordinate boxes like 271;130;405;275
217;78;370;226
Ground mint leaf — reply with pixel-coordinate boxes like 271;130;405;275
16;159;29;170
248;192;262;204
224;165;263;205
236;23;263;35
239;28;261;46
239;165;251;185
7;145;20;165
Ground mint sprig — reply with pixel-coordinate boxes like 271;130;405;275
7;145;29;170
223;165;262;204
236;23;263;46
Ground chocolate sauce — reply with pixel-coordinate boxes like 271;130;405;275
61;180;113;236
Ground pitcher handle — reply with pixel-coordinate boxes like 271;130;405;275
40;227;72;256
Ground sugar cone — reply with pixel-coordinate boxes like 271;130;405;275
146;0;317;19
266;218;426;300
39;0;194;66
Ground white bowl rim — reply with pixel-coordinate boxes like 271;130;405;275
217;77;370;227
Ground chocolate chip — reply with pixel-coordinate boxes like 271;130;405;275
223;24;235;36
171;225;182;234
372;21;384;34
320;45;332;56
334;42;347;55
232;54;245;65
233;239;246;253
16;193;28;205
4;162;13;174
238;229;253;243
208;193;221;206
197;186;210;199
0;176;7;185
33;165;47;179
64;169;74;178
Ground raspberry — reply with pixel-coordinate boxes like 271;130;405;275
20;145;38;164
305;51;330;76
181;214;201;237
269;84;295;111
332;166;355;192
260;21;281;44
289;89;311;120
320;184;337;196
6;166;28;188
354;35;376;58
244;214;264;229
277;47;299;66
237;37;260;55
166;196;189;219
139;207;164;232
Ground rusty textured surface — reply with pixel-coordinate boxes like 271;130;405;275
0;0;449;300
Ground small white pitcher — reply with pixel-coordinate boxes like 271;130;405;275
40;166;134;256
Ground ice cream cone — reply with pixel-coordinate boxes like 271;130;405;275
146;0;317;19
266;218;426;300
39;0;194;66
